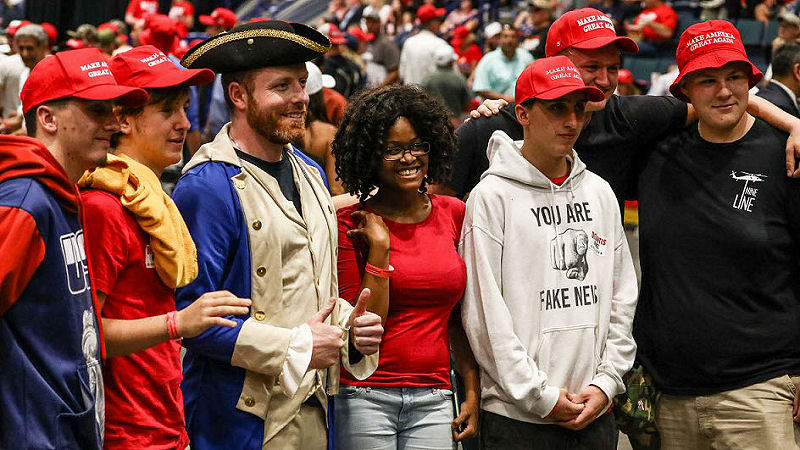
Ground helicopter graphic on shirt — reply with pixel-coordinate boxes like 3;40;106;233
730;171;767;213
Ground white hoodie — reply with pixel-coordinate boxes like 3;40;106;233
459;130;638;424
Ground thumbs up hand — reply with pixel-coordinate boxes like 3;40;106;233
307;297;345;369
347;288;384;356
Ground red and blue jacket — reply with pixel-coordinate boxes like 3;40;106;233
0;136;105;450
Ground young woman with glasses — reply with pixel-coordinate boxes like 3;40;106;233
331;84;480;449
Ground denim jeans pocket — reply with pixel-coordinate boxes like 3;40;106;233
431;388;454;400
337;385;369;399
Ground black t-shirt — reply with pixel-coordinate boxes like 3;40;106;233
236;150;303;215
449;95;688;210
634;118;800;395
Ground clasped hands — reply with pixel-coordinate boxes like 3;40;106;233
307;288;384;369
545;385;608;431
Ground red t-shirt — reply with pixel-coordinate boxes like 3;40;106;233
168;0;194;36
126;0;159;19
81;189;188;450
634;4;678;42
337;194;467;388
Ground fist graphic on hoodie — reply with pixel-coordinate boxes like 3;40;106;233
550;228;589;281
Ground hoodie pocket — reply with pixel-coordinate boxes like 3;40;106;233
536;325;597;394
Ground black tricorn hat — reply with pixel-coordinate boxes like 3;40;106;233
180;20;330;73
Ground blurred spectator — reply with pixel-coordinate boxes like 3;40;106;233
362;0;392;27
421;46;472;126
96;28;118;60
615;68;640;95
126;0;159;31
199;8;237;36
329;0;349;27
3;24;48;134
299;61;344;194
647;63;678;96
471;25;533;101
451;26;482;76
321;24;365;98
0;23;43;121
484;21;503;51
66;23;98;48
339;0;365;30
757;41;800;117
515;0;553;58
399;4;451;85
772;13;800;54
442;0;480;37
755;0;778;21
139;15;180;55
0;0;24;25
324;84;348;124
624;0;678;55
587;0;627;27
168;0;195;37
363;10;400;86
700;0;728;20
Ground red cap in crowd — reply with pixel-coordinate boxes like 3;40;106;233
21;48;148;114
318;23;347;44
515;55;605;105
417;4;446;22
65;38;85;49
545;8;638;57
41;22;57;45
6;19;32;37
139;14;180;55
348;26;374;41
669;20;762;101
617;68;633;84
97;22;119;33
110;45;215;90
199;7;237;31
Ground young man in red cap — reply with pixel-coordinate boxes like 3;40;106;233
398;4;451;85
76;45;253;450
460;55;638;449
0;47;147;449
447;8;800;204
634;20;800;449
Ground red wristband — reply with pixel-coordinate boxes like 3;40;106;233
365;262;394;278
166;311;181;341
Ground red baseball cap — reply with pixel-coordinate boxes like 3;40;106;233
110;45;214;90
618;68;633;84
669;20;762;101
139;14;180;54
21;48;148;114
417;4;446;22
199;8;237;31
6;20;32;37
65;38;85;50
545;8;638;57
318;23;347;44
348;26;375;41
41;23;57;45
515;55;605;104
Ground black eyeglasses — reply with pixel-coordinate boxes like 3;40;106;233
381;142;430;161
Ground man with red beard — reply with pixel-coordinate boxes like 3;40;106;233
172;20;384;449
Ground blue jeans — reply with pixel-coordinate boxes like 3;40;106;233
334;385;456;449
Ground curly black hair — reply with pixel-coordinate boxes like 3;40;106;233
332;84;455;201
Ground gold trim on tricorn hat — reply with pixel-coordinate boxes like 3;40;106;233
180;20;331;73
